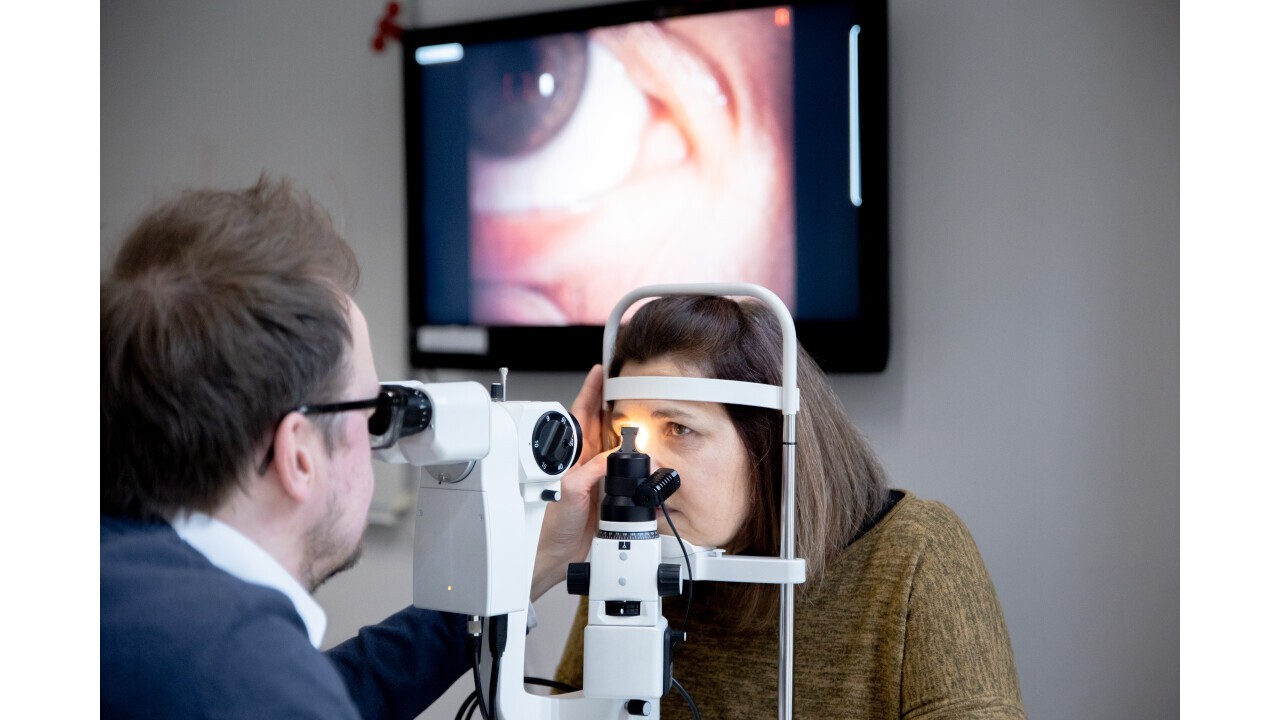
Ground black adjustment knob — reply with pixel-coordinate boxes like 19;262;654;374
657;563;683;598
566;562;591;596
626;699;652;716
531;412;578;475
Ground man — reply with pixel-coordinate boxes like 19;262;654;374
101;177;470;719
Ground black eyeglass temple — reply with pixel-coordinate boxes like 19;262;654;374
256;392;392;476
297;396;384;415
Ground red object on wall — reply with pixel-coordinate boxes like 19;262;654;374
372;2;402;52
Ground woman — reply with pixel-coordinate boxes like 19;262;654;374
540;295;1026;719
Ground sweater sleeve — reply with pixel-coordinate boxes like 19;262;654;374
900;506;1026;720
325;607;470;720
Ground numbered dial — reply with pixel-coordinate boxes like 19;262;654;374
530;411;582;474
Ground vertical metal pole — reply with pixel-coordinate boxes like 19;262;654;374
601;283;802;720
779;414;797;720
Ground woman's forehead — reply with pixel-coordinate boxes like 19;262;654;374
613;355;739;423
611;398;727;423
618;356;705;379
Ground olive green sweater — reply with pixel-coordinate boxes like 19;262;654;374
555;491;1025;719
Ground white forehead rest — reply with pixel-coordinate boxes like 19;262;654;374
604;376;799;412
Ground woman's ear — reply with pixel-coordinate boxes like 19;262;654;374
267;412;319;504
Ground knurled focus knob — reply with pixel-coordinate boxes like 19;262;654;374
657;563;683;598
567;562;591;596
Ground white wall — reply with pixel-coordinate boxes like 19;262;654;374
101;1;1178;718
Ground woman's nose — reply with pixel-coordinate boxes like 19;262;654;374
643;445;672;475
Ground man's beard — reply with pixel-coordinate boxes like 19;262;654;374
301;488;366;593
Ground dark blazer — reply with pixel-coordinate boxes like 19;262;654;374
101;516;468;719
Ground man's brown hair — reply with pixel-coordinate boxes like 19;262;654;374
609;295;888;627
101;176;361;520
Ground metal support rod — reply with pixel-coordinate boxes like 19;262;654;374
601;283;801;720
779;414;797;720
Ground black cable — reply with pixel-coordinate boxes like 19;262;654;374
455;690;479;720
489;654;500;720
523;676;581;694
459;677;581;718
671;678;702;720
487;615;509;720
466;632;490;720
660;500;695;635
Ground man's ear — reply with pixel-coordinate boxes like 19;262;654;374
268;412;320;504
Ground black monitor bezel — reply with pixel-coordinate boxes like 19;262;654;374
402;0;889;373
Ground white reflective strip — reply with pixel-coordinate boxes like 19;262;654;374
849;25;862;207
415;43;463;65
605;376;783;410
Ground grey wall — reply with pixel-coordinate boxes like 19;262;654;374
101;1;1178;718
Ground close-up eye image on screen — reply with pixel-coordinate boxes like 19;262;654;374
404;0;888;372
463;7;795;326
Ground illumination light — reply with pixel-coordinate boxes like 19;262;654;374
633;425;650;453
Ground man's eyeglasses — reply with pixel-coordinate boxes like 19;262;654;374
256;385;430;474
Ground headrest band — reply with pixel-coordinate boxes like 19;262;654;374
604;376;798;412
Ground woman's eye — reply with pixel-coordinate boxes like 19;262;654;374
468;34;651;214
668;423;692;437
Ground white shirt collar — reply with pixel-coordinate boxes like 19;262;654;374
169;512;328;649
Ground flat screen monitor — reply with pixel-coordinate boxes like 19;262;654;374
402;0;888;372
